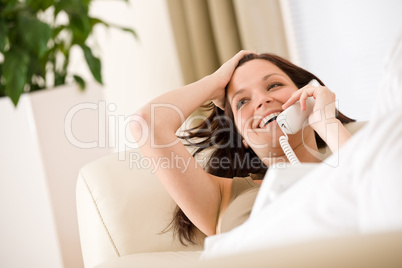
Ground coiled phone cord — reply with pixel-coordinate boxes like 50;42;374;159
279;133;300;165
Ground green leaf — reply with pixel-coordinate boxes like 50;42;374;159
0;20;7;53
108;22;138;40
52;25;66;39
1;1;24;17
17;12;52;57
118;27;138;40
69;13;91;44
73;74;85;90
27;0;55;12
27;55;46;88
0;63;5;97
54;0;89;16
0;83;5;97
81;44;103;84
3;47;30;106
54;70;66;86
90;17;137;40
89;17;109;28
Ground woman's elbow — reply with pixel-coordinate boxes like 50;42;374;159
129;110;150;144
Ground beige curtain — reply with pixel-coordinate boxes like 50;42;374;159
167;0;289;84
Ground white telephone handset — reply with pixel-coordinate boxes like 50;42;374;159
277;79;319;134
277;79;319;165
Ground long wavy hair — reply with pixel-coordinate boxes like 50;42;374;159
166;53;355;245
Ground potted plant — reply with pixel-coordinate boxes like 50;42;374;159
0;1;136;267
0;0;136;106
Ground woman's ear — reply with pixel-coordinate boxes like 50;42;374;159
212;100;225;111
242;139;249;148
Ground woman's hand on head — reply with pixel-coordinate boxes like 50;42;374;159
211;50;256;109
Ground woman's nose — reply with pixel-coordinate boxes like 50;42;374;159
256;94;273;110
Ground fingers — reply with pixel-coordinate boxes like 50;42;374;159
211;50;257;109
282;90;303;110
300;90;309;111
282;85;323;110
216;50;256;77
235;50;257;58
230;50;257;65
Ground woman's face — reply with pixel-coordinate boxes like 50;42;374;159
226;59;302;159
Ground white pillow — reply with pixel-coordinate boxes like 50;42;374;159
202;110;402;259
201;31;402;260
373;32;402;118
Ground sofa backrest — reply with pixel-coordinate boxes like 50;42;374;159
76;149;204;268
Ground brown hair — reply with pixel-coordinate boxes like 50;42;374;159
166;53;355;245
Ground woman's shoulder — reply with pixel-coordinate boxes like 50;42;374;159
218;173;263;210
233;173;264;185
230;174;262;199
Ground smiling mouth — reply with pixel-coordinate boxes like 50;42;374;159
264;116;277;126
259;112;281;128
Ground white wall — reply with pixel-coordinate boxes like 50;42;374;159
281;0;402;121
0;96;64;268
87;0;184;153
0;84;109;268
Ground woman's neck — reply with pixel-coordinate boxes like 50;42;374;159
261;127;322;167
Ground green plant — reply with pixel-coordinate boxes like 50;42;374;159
0;0;136;106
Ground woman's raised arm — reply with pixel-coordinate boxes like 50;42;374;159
130;50;253;236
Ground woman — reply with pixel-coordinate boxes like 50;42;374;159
130;50;354;245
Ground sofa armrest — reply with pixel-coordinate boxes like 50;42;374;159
94;230;402;268
187;230;402;268
76;149;203;268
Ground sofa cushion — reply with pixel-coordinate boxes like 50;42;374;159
94;231;402;268
77;149;204;268
95;251;202;268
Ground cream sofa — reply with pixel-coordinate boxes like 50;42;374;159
76;121;402;268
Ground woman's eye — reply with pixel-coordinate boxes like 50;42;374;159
237;99;248;110
268;82;283;91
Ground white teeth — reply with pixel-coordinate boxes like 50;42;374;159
259;112;281;128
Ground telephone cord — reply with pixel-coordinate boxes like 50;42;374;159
279;133;301;165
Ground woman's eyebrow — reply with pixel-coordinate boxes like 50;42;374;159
231;89;246;104
230;73;283;103
263;73;282;81
230;73;284;105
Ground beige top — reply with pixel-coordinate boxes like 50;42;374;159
219;175;261;234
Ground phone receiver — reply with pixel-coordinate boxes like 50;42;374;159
276;80;318;134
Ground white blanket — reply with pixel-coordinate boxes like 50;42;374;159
202;33;402;260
